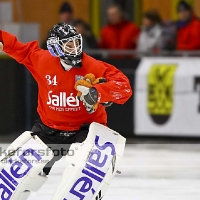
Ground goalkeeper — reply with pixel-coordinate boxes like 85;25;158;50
0;23;132;186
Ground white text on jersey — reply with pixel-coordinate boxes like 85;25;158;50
47;91;79;107
46;75;58;86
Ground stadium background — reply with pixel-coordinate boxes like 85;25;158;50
0;0;200;140
2;0;200;41
1;1;200;199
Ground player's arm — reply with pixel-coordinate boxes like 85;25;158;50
75;62;132;113
93;62;132;104
0;30;41;66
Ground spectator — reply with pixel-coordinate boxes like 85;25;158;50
73;19;98;50
59;1;73;24
160;20;177;51
176;0;200;50
137;9;162;53
99;4;140;50
41;1;73;49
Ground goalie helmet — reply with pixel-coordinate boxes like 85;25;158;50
47;23;83;67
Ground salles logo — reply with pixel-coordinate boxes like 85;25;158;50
47;91;81;112
64;135;116;200
45;74;83;112
0;148;42;199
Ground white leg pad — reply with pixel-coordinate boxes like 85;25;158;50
52;122;126;200
29;173;48;191
0;131;54;200
17;191;31;200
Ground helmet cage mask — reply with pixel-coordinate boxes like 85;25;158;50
47;34;82;58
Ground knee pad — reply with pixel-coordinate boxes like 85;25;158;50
52;122;126;200
0;131;54;200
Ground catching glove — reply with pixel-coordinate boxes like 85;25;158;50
75;74;111;114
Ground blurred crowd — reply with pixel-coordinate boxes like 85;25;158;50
43;0;200;53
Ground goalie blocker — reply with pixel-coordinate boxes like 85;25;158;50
0;123;126;200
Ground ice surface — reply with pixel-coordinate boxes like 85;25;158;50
26;144;200;200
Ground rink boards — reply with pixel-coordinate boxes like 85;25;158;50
135;58;200;136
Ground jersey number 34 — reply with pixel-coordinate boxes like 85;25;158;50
46;75;58;86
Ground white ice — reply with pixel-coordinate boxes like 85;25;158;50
27;144;200;200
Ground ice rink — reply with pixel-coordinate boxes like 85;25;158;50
25;143;200;200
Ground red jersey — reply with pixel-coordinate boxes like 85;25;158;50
100;21;140;49
177;16;200;50
0;30;132;131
